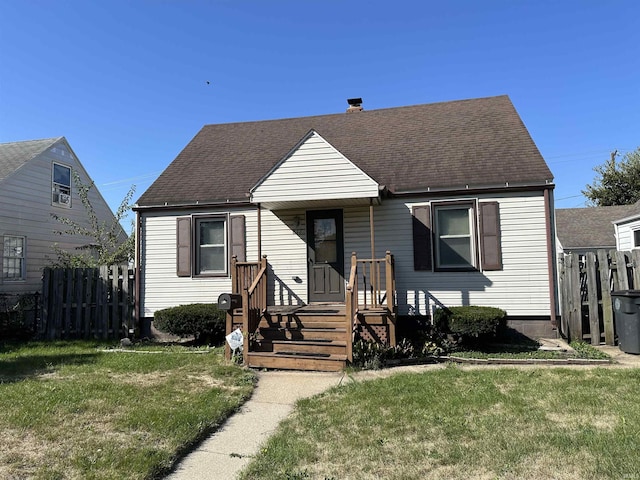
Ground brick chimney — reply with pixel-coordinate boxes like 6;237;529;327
346;98;363;113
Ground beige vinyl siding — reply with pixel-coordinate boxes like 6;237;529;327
251;131;379;204
373;192;551;317
140;191;552;318
140;207;310;316
0;141;119;294
140;208;256;315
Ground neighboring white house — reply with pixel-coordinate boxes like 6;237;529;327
613;201;640;251
0;137;125;295
135;95;558;338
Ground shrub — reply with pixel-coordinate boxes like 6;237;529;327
153;303;226;345
352;339;388;370
0;294;37;341
434;306;506;342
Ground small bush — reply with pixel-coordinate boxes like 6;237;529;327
352;339;388;370
0;294;37;341
434;306;506;342
153;303;226;345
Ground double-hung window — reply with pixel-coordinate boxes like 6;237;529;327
176;215;246;278
412;201;502;272
195;218;227;275
52;163;71;207
434;203;476;270
3;236;25;280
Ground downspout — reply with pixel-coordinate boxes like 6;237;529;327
369;198;377;299
134;209;142;337
257;203;262;260
544;188;558;328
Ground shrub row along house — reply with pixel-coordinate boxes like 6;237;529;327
134;95;557;370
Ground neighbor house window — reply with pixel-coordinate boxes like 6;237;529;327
196;217;227;275
52;163;71;207
3;236;25;280
434;203;475;269
634;230;640;248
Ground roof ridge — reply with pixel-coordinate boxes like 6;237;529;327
199;95;512;128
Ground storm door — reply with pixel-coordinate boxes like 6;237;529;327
307;209;345;303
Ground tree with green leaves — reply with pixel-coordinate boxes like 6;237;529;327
51;171;135;267
582;148;640;206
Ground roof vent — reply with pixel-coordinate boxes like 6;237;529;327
346;98;363;113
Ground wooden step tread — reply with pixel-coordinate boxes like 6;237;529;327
259;326;346;333
247;351;347;372
271;339;347;347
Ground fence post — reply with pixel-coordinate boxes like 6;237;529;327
585;252;600;345
568;254;583;342
613;251;630;291
598;250;615;345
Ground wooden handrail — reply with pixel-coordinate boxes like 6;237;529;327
226;255;268;363
345;252;358;363
247;264;267;294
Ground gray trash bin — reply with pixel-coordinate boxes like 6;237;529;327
612;290;640;354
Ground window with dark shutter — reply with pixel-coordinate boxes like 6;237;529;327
412;205;433;271
176;217;192;277
479;202;503;271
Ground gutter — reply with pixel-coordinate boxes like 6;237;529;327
133;199;253;212
391;180;555;197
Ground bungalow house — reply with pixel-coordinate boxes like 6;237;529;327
134;95;557;370
0;137;125;297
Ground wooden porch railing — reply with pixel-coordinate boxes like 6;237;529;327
345;254;359;362
346;251;397;361
228;255;268;362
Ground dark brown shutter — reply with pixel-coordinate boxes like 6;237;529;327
479;202;503;271
176;217;192;277
412;205;432;271
230;215;246;262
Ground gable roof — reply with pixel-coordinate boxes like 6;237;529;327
612;201;640;225
555;204;639;250
137;95;553;208
0;137;62;181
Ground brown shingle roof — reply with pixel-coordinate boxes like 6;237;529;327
137;95;553;207
555;204;638;250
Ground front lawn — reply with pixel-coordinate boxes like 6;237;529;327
241;366;640;480
0;341;254;479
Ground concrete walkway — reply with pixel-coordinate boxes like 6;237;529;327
166;343;640;480
166;370;350;480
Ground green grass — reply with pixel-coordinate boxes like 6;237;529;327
0;341;255;479
241;366;640;480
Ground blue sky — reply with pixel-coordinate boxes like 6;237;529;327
1;1;639;229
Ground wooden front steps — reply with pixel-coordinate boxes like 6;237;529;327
246;304;348;371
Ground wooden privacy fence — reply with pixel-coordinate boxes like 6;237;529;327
41;265;134;340
558;250;640;345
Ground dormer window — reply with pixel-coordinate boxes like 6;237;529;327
52;163;71;207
